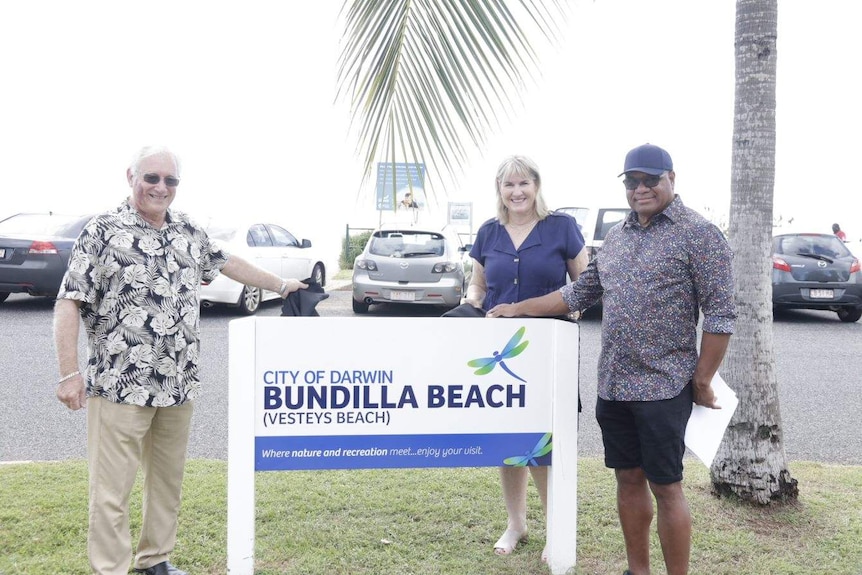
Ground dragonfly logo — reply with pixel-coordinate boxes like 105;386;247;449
467;326;529;383
504;432;552;467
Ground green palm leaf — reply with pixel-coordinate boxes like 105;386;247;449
337;0;565;198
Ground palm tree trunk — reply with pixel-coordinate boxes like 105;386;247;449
710;0;798;505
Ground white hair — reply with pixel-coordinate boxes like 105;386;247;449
128;146;182;177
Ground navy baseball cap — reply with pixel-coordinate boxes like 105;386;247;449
619;144;673;176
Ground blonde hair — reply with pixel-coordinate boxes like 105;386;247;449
494;155;550;224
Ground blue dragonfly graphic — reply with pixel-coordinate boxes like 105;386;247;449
503;433;552;467
467;326;529;382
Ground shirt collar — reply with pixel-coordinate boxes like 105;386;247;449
623;194;684;228
119;199;180;228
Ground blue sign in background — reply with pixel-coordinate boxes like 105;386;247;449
256;432;553;471
375;162;426;210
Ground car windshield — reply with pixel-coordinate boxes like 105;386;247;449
369;231;445;257
0;213;88;237
774;235;851;259
205;224;240;242
558;207;589;223
594;209;629;241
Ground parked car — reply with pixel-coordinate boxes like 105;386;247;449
352;226;472;314
772;232;862;322
555;205;630;260
200;218;326;315
0;212;93;303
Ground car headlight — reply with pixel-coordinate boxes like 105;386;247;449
355;259;378;271
432;262;459;273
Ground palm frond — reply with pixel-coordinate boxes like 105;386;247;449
337;0;565;200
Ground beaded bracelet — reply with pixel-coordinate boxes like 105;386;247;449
58;370;81;385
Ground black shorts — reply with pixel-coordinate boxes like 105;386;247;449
595;383;693;485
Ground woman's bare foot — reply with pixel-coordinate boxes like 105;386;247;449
493;528;528;555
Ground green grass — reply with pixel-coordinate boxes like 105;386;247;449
1;459;860;574
333;268;353;280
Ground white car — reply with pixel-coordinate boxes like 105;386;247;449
555;205;630;260
200;219;326;314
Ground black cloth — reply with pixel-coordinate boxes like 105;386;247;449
280;278;329;316
440;303;486;317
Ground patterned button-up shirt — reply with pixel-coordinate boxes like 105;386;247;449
58;201;229;407
560;196;736;401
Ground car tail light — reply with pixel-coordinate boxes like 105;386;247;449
772;256;791;272
432;262;458;273
355;259;378;271
28;241;59;254
851;258;861;274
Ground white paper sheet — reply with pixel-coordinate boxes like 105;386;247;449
684;373;738;468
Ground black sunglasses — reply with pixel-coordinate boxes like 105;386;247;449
142;173;180;187
622;174;663;190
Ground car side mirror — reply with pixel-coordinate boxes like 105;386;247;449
301;239;312;248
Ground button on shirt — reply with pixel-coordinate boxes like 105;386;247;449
58;202;229;407
560;196;736;401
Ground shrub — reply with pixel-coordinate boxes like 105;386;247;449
340;230;372;269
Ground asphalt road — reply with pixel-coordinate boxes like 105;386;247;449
1;288;860;465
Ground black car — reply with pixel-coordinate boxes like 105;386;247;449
0;213;92;303
772;232;862;322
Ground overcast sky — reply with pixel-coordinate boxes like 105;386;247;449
2;1;859;260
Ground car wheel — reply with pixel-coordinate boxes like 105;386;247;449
352;298;369;314
836;307;862;323
238;285;262;315
0;292;9;304
311;263;325;287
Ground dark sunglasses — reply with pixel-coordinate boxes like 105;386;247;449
622;174;663;190
142;173;180;187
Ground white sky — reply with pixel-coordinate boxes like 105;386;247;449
2;1;860;266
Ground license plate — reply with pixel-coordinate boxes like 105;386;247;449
390;290;415;302
0;248;5;258
810;289;834;299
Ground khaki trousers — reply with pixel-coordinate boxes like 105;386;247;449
87;397;193;575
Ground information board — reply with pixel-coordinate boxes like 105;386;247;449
227;317;578;574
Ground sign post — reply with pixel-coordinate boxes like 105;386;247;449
227;317;578;573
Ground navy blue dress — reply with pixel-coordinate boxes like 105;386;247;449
470;212;586;310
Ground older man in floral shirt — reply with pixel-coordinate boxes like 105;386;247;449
54;146;306;575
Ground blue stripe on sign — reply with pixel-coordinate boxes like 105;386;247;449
255;433;553;471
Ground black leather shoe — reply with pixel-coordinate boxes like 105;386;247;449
133;561;188;575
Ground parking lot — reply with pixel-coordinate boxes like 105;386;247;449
1;289;859;465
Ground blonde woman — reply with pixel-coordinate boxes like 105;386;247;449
462;155;588;558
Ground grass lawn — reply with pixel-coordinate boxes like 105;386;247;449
1;458;860;575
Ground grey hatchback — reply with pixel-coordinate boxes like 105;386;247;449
352;226;471;314
772;232;862;322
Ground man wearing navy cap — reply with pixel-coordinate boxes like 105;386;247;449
486;143;737;575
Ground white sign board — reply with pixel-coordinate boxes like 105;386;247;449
227;317;579;574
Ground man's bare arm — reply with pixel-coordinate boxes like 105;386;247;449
220;255;307;296
54;298;87;410
692;332;731;409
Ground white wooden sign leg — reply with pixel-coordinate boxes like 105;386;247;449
547;321;579;574
227;319;256;574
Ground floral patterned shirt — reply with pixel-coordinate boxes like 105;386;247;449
58;201;229;407
560;195;737;401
